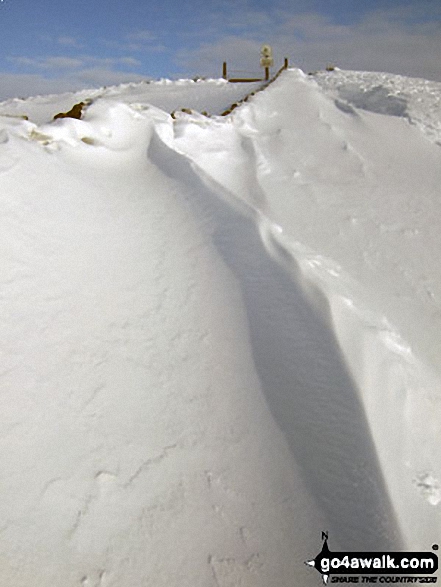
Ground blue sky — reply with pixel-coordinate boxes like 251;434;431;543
0;0;440;98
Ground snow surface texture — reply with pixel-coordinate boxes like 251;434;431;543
0;70;439;586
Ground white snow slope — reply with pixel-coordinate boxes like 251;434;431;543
0;70;440;586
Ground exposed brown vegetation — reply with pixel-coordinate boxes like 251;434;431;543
53;102;86;121
171;107;194;119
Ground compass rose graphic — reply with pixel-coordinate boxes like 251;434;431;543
305;532;331;584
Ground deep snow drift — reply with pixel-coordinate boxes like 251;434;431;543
0;70;439;586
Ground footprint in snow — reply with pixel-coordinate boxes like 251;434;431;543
413;472;441;506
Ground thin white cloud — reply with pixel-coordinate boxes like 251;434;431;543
57;36;83;48
1;52;145;99
123;42;168;53
40;57;85;69
126;30;157;43
102;29;165;53
79;56;142;68
7;55;142;71
39;34;84;48
0;68;148;100
279;13;353;40
117;56;142;67
7;57;39;68
73;67;146;86
0;73;81;99
363;2;441;24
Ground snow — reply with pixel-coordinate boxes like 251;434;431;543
0;69;440;585
0;77;262;125
314;69;441;146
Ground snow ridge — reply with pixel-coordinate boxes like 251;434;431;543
0;68;440;585
149;123;404;551
161;68;441;550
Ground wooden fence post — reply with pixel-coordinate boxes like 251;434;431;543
265;66;269;81
284;57;289;69
222;62;227;80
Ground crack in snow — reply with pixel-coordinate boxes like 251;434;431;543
123;444;178;488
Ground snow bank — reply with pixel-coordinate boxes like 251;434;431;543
169;68;441;550
0;78;262;125
314;69;441;146
0;97;324;587
0;69;439;585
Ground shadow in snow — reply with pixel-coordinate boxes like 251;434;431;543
148;130;403;551
337;85;409;119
